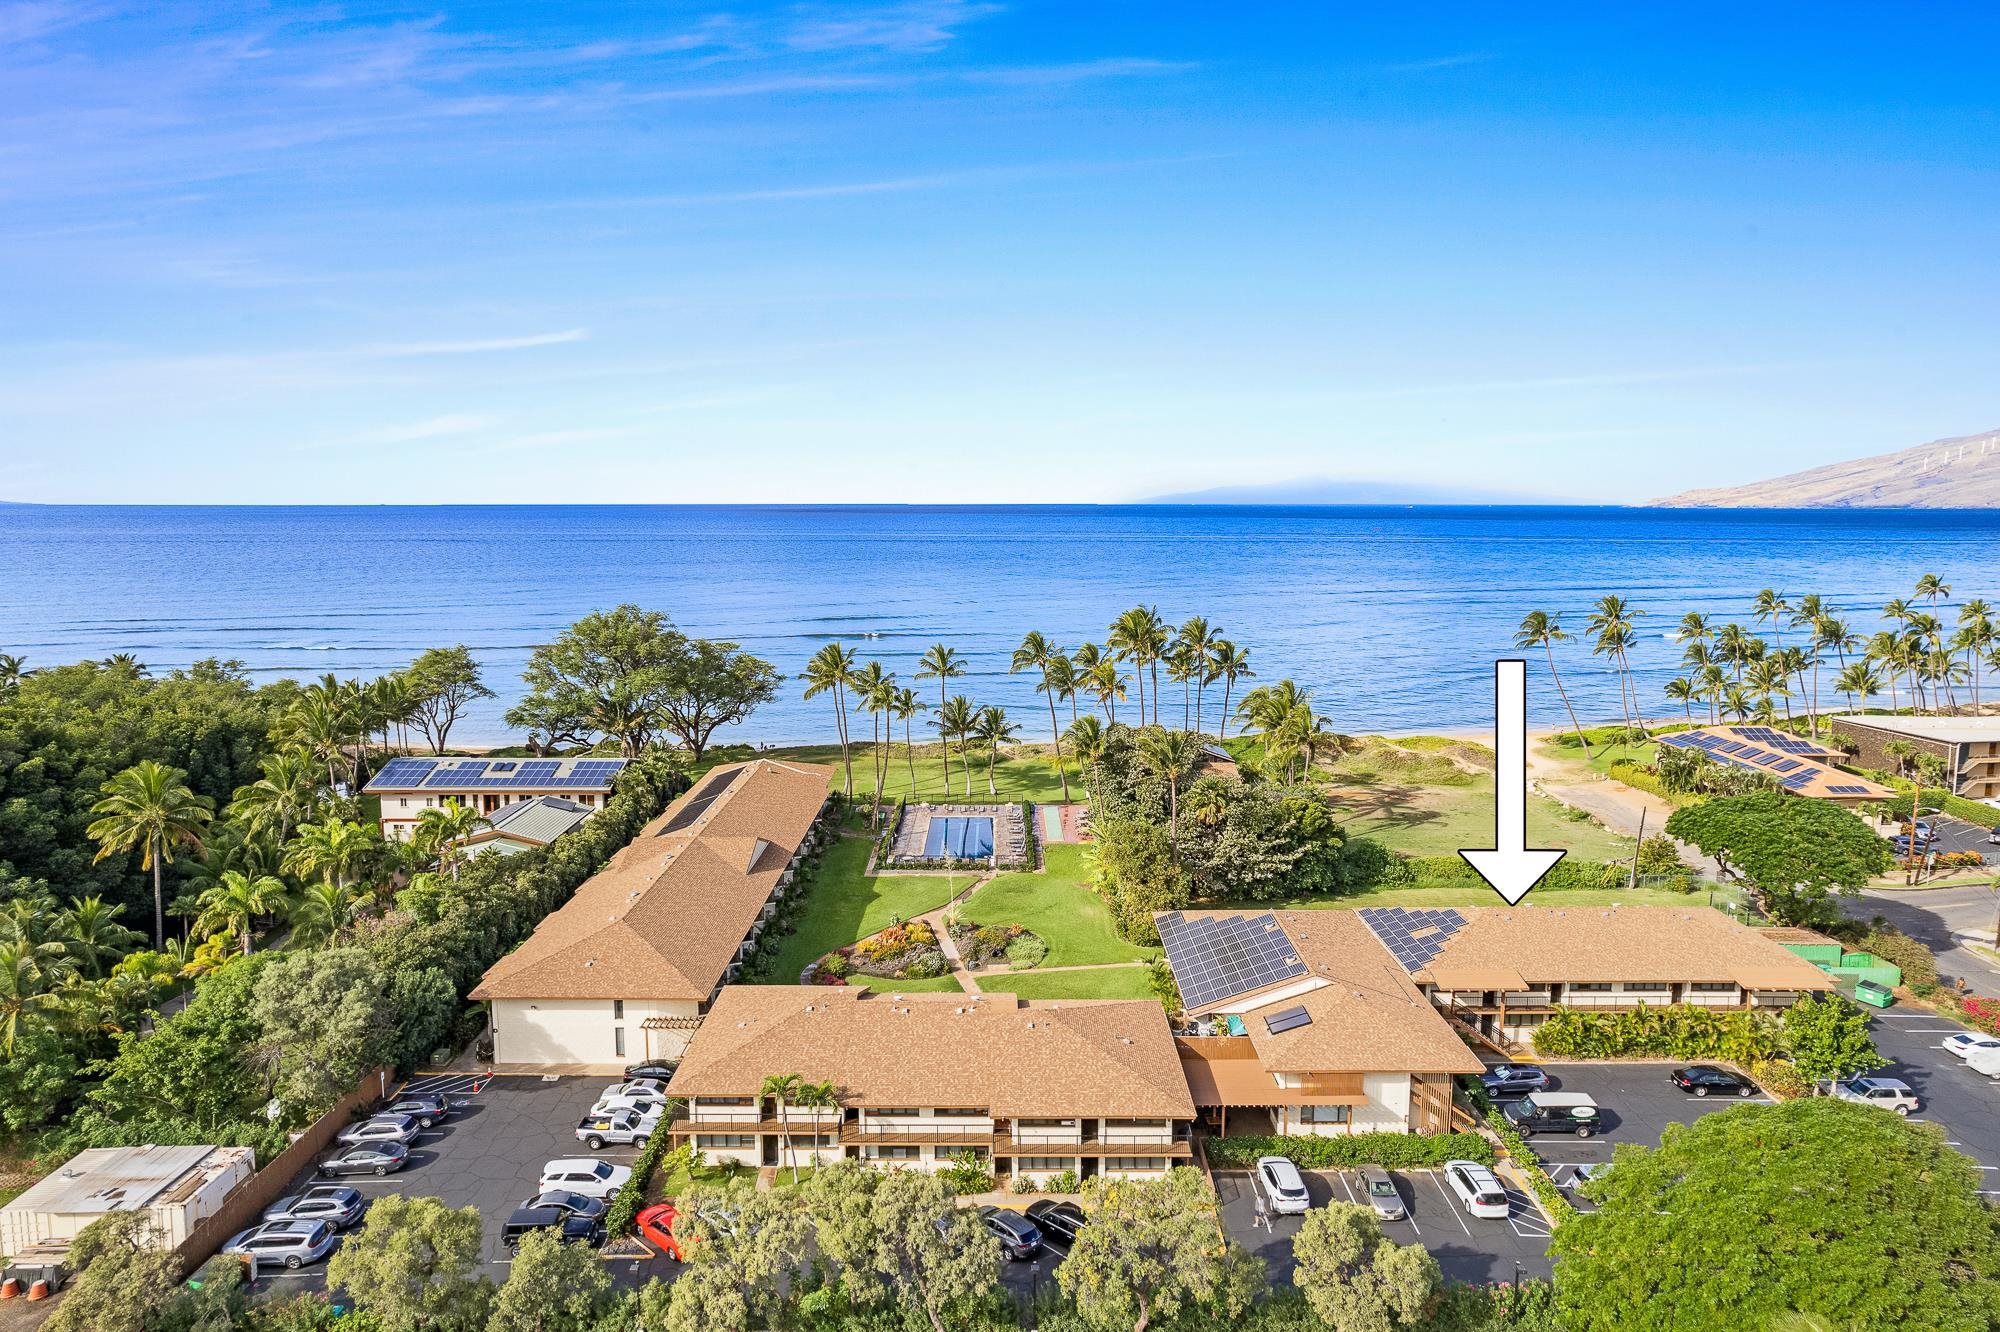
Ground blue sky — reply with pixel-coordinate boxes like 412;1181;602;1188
3;2;1997;504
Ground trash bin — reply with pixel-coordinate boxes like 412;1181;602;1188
1853;980;1894;1008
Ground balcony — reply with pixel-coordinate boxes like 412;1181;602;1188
840;1121;993;1146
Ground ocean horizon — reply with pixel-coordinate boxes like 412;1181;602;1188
5;503;1995;747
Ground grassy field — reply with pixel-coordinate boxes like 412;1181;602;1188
850;974;970;994
958;845;1157;968
700;741;1073;804
757;836;967;983
987;966;1156;1000
1335;772;1636;860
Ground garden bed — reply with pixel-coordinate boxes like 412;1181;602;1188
808;918;952;985
949;920;1047;970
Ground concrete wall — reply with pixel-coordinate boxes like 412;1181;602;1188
491;997;699;1066
1271;1074;1413;1136
378;789;601;839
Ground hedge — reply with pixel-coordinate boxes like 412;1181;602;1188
1531;1004;1782;1063
1380;855;1630;892
607;1133;681;1236
1881;787;2000;831
1206;1131;1494;1169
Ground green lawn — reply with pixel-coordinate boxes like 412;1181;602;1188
1334;774;1635;861
959;845;1157;968
701;742;1074;804
849;975;969;994
987;966;1156;1000
756;836;966;983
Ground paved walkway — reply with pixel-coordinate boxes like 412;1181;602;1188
1526;740;1718;874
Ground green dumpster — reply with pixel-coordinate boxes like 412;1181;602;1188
1853;980;1895;1008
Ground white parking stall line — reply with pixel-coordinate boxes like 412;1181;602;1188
1505;1188;1553;1240
1335;1172;1359;1206
1427;1171;1473;1236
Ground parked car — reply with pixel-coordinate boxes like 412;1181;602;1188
1502;1091;1601;1137
624;1061;678;1082
1670;1065;1756;1098
1943;1032;2000;1060
602;1079;667;1100
1966;1046;2000;1081
336;1114;420;1148
319;1142;409;1177
502;1206;604;1251
1025;1199;1088;1248
635;1202;684;1260
1572;1163;1611;1186
1357;1165;1406;1222
978;1206;1043;1260
589;1094;668;1121
382;1092;451;1127
1442;1160;1511;1220
263;1185;365;1231
1832;1077;1920;1115
577;1110;654;1151
222;1220;338;1269
1478;1064;1550;1097
520;1189;608;1221
1255;1156;1312;1215
539;1158;632;1199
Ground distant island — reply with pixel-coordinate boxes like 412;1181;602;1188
1648;426;2000;508
1147;478;1565;505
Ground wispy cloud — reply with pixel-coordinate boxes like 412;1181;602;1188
0;0;108;47
365;329;590;357
963;57;1197;87
1384;52;1495;73
782;1;1003;54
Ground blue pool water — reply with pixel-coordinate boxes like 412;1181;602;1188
924;816;995;859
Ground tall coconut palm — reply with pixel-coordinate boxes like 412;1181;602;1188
1831;656;1878;713
1071;642;1104;681
282;819;381;898
281;689;357;791
971;705;1020;797
790;1079;839;1178
1065;715;1107;805
1085;659;1127;724
1863;629;1904;713
761;1072;803;1184
1108;606;1169;726
914;645;966;794
1713;623;1754;685
414;799;488;879
1133;727;1200;845
1753;588;1792;647
0;654;26;690
856;665;899;827
195;870;290;956
1696;663;1729;724
101;653;147;677
1237;680;1311;769
1955;599;1995;714
1208;640;1253;740
801;643;861;798
1515;611;1590;757
1045;654;1081;726
87;760;213;949
1664;677;1697;721
889;687;927;794
1010;632;1072;802
1171;617;1222;734
228;748;322;846
58;896;143;979
1586;596;1647;738
933;695;978;797
1718;684;1754;722
0;939;73;1056
1914;573;1951;617
1747;657;1793;722
289;881;357;948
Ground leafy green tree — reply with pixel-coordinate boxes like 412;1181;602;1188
1292;1201;1440;1331
1089;814;1188;943
1781;993;1889;1085
667;1183;812;1330
858;1168;998;1332
1550;1098;2000;1331
1056;1166;1256;1332
506;605;686;756
487;1227;616;1332
387;965;461;1070
661;1264;750;1332
44;1211;182;1332
87;759;214;948
653;636;780;761
324;1195;493;1332
251;947;395;1115
77;956;270;1132
403;647;494;754
1665;792;1893;926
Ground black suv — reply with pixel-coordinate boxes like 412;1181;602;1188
977;1207;1043;1261
503;1206;605;1251
1025;1199;1087;1248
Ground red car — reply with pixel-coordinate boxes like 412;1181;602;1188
635;1203;683;1260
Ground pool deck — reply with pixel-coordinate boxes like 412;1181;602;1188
884;802;1030;865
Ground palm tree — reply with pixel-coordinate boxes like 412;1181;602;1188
289;881;356;947
87;760;213;949
1133;728;1200;846
1515;611;1590;756
58;896;143;979
282;688;357;791
1753;588;1792;647
195;870;289;956
1171;617;1221;733
855;665;898;827
1864;629;1905;713
1718;684;1754;722
1833;660;1882;713
0;654;26;690
1108;606;1169;726
1208;641;1253;740
228;748;322;846
890;687;927;794
1696;663;1728;724
933;695;978;797
1664;677;1697;721
914;645;966;794
791;1079;839;1163
282;819;381;898
1065;715;1107;805
801;644;861;798
101;652;147;677
1010;633;1072;802
1747;657;1792;722
1955;600;1995;714
1586;596;1646;738
1914;573;1951;617
414;799;488;880
761;1072;803;1184
0;939;73;1056
971;706;1020;797
1045;654;1081;726
1237;680;1311;770
1085;659;1127;724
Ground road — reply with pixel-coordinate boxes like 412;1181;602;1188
1846;880;2000;990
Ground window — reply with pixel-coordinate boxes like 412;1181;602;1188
702;1097;754;1106
793;1134;835;1148
1014;1118;1077;1128
1568;983;1613;992
696;1134;755;1149
866;1145;919;1159
1117;1158;1168;1171
868;1107;919;1118
613;1000;625;1019
1622;982;1669;992
1296;1104;1350;1124
933;1107;986;1117
399;798;408;808
613;1028;625;1057
1689;982;1736;992
1014;1157;1076;1171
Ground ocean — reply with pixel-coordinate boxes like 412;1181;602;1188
3;504;1995;747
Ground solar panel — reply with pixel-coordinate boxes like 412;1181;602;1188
1827;784;1872;795
1770;759;1801;772
367;758;439;789
1156;912;1308;1011
1772;738;1817;754
662;768;740;832
1263;1005;1313;1035
1780;772;1815;789
1356;907;1470;974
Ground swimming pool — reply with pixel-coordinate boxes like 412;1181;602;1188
923;815;995;858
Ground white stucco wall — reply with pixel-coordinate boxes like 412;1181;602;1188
490;997;699;1066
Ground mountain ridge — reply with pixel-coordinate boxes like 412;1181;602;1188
1647;427;2000;508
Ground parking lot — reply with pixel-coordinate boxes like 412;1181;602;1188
1867;1004;2000;1194
248;1074;673;1300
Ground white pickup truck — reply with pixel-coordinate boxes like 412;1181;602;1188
575;1110;654;1150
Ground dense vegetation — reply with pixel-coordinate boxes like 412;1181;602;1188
1665;792;1892;926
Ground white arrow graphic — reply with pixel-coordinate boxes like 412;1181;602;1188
1460;659;1566;905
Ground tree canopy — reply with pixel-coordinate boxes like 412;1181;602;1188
1549;1098;2000;1331
1665;791;1892;925
1055;1167;1264;1332
404;647;494;754
1292;1201;1441;1332
323;1195;493;1332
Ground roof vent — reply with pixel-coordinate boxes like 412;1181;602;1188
584;959;596;967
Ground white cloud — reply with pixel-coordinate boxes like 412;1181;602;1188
365;329;590;357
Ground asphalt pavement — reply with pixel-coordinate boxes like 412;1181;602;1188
1866;1005;2000;1194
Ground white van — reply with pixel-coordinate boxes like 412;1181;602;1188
1968;1045;2000;1080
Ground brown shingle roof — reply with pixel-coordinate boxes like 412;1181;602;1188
469;759;832;1003
1170;911;1482;1075
1410;905;1836;993
665;986;1196;1120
